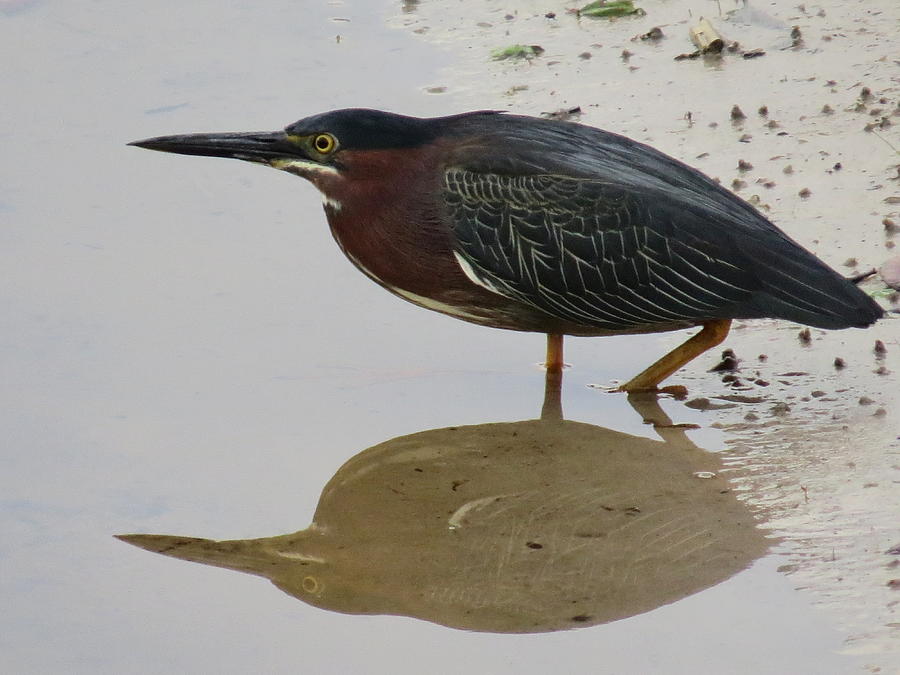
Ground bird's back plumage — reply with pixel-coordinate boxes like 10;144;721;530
438;112;882;331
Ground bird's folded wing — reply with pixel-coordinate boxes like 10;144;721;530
443;169;758;330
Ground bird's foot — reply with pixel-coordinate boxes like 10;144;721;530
615;383;688;399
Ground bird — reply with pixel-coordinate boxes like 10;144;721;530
130;109;883;392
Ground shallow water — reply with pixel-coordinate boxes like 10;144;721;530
2;1;898;673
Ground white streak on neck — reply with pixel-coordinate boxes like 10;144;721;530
322;195;342;212
269;158;340;176
269;159;342;211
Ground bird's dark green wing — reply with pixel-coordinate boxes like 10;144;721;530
442;168;762;331
440;113;881;331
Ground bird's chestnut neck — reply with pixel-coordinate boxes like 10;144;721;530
309;143;447;213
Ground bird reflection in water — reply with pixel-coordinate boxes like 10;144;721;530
119;380;770;633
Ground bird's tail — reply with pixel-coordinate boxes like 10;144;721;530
738;238;883;329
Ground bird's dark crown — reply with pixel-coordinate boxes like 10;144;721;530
284;108;502;151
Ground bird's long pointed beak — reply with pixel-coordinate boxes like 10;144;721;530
128;130;300;164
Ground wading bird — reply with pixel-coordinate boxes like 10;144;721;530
131;109;882;391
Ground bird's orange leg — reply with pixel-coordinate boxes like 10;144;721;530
619;319;732;393
545;333;564;374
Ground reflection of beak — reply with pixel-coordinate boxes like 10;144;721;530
128;130;302;165
115;533;320;576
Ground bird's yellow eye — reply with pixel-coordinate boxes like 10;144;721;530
312;133;337;155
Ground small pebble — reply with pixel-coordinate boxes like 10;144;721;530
799;187;811;198
686;397;712;410
821;104;834;114
834;357;846;369
874;340;887;357
731;105;746;121
710;349;740;372
880;256;900;289
864;118;892;132
541;107;582;121
758;105;769;117
770;402;791;416
783;164;794;174
858;396;875;406
798;328;812;344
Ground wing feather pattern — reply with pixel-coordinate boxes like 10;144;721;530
443;169;755;331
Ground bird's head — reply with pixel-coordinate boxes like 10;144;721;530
129;108;500;207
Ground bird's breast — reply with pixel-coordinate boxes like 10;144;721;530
320;188;538;330
313;144;608;334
